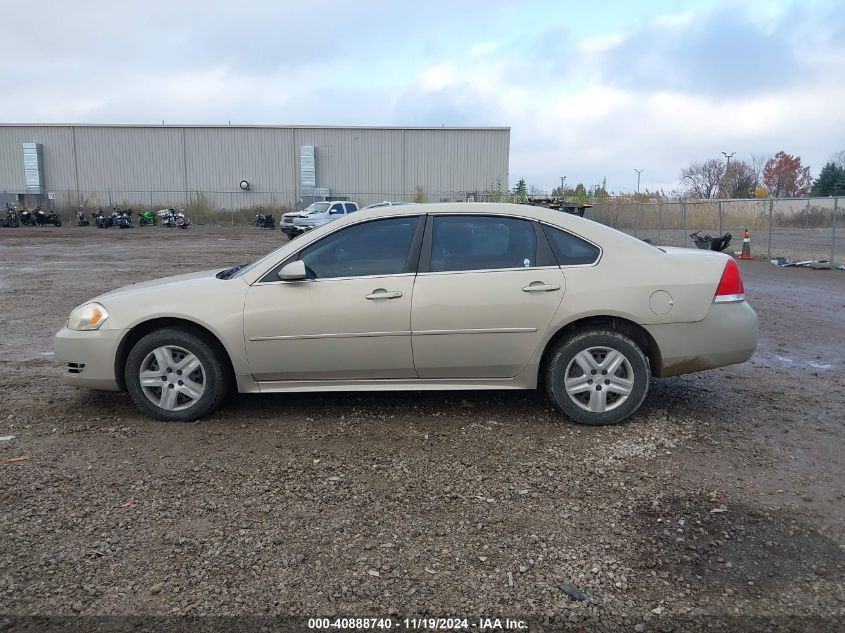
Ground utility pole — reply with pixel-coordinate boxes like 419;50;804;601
720;152;735;198
634;169;644;196
559;176;566;197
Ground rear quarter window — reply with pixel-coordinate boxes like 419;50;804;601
542;225;601;266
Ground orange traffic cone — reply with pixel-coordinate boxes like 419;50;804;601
738;229;753;260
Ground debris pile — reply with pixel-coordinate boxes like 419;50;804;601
770;257;832;269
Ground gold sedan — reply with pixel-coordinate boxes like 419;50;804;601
55;203;758;425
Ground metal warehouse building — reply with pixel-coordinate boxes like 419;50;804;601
0;124;510;210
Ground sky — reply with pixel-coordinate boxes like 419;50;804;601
1;0;843;193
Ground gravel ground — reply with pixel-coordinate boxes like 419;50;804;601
0;225;843;632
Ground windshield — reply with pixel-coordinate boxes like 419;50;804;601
222;243;290;279
304;202;331;215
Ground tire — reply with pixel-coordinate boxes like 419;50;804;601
125;328;230;422
54;219;62;227
545;328;649;426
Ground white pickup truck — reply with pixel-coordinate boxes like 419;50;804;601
281;201;359;239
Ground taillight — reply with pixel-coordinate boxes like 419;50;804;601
714;259;745;303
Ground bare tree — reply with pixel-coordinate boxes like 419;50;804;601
749;153;767;188
679;159;723;198
719;161;756;198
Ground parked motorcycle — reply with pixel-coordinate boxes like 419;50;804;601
34;207;62;227
19;208;36;226
158;208;178;227
159;208;190;229
115;208;133;229
77;209;90;226
94;209;111;228
689;230;732;252
1;205;19;228
253;212;275;229
138;210;157;226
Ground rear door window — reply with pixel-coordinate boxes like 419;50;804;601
541;225;601;266
430;216;537;272
344;203;357;213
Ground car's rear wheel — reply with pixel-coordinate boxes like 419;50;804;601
125;328;229;421
545;328;649;425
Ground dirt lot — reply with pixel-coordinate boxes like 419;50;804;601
1;225;843;632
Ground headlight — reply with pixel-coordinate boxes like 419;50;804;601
67;303;109;331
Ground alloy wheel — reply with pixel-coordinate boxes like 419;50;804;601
563;346;635;413
139;345;206;411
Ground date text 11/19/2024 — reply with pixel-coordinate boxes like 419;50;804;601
307;617;529;630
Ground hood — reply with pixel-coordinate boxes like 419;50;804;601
93;268;226;302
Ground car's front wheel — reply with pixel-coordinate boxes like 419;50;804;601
545;328;649;425
125;328;229;421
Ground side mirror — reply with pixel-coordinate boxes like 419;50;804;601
277;260;307;281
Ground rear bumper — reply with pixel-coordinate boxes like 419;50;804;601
644;302;759;377
54;327;125;391
281;224;309;237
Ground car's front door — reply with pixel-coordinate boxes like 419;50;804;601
243;215;424;381
411;214;566;379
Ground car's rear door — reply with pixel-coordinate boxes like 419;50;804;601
410;214;566;379
243;215;424;381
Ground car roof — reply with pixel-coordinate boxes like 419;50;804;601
241;202;659;284
348;202;583;224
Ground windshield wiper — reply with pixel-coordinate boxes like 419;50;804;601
216;264;246;280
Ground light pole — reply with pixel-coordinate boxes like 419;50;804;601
559;176;566;197
634;169;644;196
721;152;735;198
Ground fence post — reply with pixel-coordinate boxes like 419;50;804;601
718;200;723;235
831;196;839;268
767;199;774;259
657;202;663;243
637;202;642;238
683;200;688;246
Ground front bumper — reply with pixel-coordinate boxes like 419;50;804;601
55;327;125;391
644;302;759;377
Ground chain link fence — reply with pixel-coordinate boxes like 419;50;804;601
589;197;842;265
7;189;842;266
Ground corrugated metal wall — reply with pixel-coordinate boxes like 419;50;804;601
0;124;510;209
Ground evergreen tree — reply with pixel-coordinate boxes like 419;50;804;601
573;183;588;204
810;162;845;196
512;178;528;203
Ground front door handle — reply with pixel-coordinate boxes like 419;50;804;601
522;282;561;293
365;289;403;300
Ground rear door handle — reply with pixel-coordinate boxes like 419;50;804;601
365;289;403;300
522;282;561;292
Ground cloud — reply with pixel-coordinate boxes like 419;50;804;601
1;0;843;192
